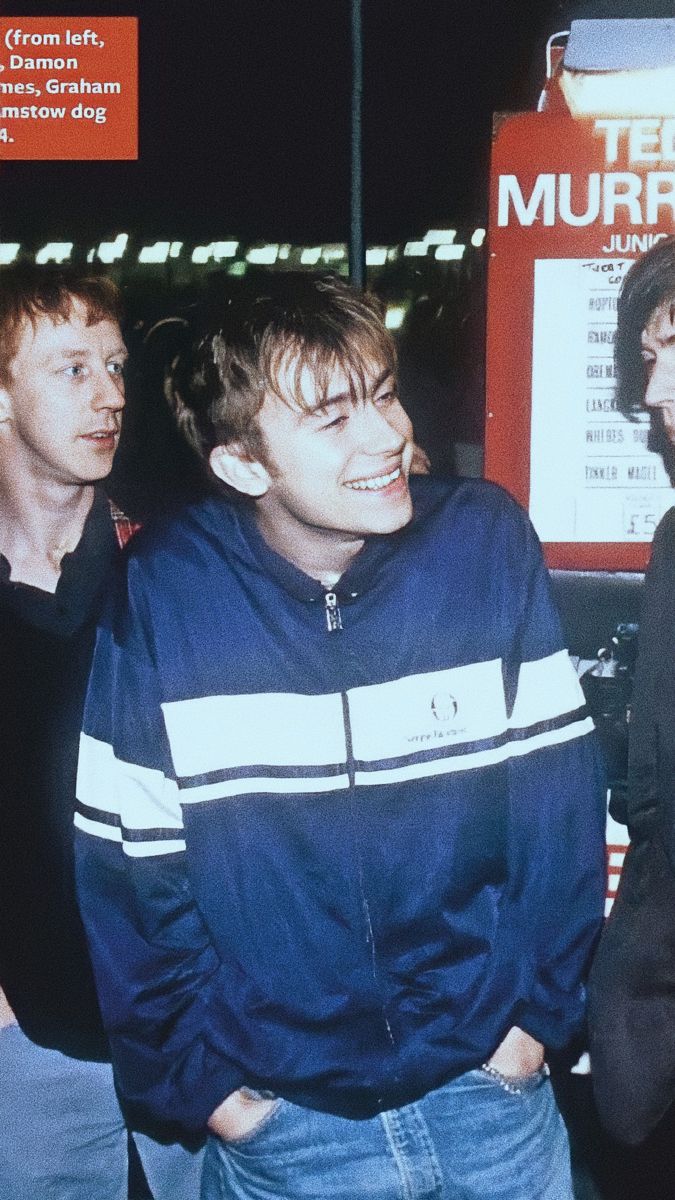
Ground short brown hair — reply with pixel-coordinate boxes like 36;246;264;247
0;264;123;385
167;273;397;464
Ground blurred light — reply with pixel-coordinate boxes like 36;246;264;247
424;229;456;246
169;241;183;259
435;244;466;261
247;244;279;265
404;240;427;257
192;241;239;265
471;228;486;248
278;244;291;260
321;244;346;263
86;249;96;263
0;243;20;265
36;243;73;265
212;241;238;259
138;242;171;264
384;305;406;330
366;247;387;266
228;261;247;276
300;247;322;265
96;233;128;264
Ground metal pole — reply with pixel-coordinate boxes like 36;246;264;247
349;0;366;289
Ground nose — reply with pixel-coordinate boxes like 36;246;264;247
92;366;125;412
644;371;661;409
360;401;407;455
643;350;675;408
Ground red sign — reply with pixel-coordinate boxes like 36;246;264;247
0;17;137;160
485;111;675;570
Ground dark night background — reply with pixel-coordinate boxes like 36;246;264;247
0;0;671;248
4;7;675;1199
1;0;672;514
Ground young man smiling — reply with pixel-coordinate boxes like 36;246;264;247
0;266;203;1200
75;273;606;1199
212;353;415;585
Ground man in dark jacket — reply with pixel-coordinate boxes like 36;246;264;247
589;236;675;1146
0;266;203;1199
75;273;606;1199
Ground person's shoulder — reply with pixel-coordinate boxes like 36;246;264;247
643;504;675;598
411;474;533;536
102;497;238;635
110;496;240;608
126;496;234;566
652;504;675;555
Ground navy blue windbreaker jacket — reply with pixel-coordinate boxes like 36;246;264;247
74;476;606;1132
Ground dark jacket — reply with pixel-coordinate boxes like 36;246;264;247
0;491;134;1059
75;476;606;1131
589;506;675;1145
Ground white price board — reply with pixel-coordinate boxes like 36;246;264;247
529;258;674;543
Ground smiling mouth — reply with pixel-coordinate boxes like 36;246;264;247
345;466;402;492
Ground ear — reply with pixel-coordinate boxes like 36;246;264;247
209;442;272;498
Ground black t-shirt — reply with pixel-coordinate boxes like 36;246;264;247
0;490;121;1059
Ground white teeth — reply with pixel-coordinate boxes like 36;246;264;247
346;467;401;492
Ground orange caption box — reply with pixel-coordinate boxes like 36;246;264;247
0;17;137;159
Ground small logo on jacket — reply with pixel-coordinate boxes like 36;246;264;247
431;692;458;722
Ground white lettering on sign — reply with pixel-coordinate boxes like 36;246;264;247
498;171;675;228
498;120;675;230
595;118;675;164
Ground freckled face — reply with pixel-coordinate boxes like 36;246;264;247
0;299;127;486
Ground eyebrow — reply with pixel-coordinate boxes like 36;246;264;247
305;368;394;416
49;345;129;361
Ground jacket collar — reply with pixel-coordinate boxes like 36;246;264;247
222;475;449;603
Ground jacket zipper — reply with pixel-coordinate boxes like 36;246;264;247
340;692;396;1056
324;591;343;632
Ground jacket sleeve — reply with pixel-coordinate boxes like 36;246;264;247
624;511;675;845
499;509;607;1049
586;512;675;1144
74;565;244;1132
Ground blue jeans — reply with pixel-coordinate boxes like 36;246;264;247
0;1023;205;1200
202;1067;572;1199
